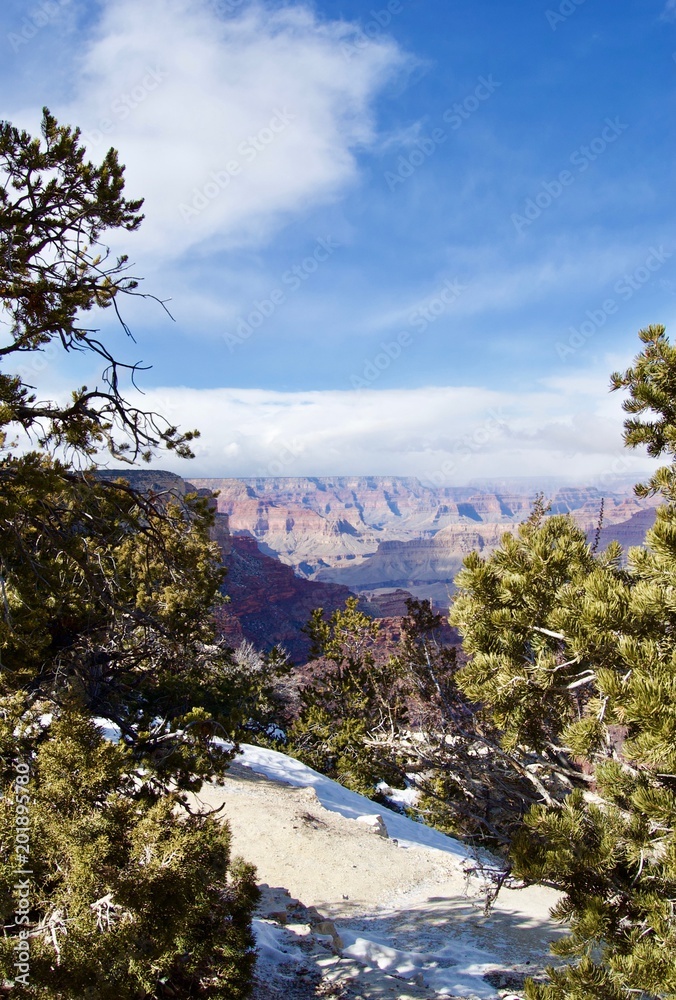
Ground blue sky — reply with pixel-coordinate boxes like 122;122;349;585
1;0;675;482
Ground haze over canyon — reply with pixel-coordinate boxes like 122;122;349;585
188;475;658;608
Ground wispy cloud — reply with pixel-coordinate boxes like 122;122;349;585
32;0;409;260
357;241;651;338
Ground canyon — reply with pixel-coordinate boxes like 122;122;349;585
188;476;659;608
97;469;359;661
97;471;658;660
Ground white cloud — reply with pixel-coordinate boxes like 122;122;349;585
360;241;653;337
48;0;407;260
94;379;655;486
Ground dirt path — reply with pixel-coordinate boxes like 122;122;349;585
194;754;565;999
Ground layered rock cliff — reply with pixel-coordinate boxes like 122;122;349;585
215;530;360;661
188;476;659;604
94;471;659;651
94;470;365;661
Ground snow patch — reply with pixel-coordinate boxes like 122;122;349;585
93;718;121;743
378;779;420;809
230;742;473;860
340;928;507;997
253;919;304;967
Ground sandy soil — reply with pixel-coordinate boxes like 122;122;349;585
195;762;461;913
193;761;565;999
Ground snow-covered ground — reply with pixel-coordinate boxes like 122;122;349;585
252;913;536;998
93;724;563;998
206;743;564;999
233;742;473;859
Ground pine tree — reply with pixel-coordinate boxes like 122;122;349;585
0;706;258;999
0;110;259;996
0;108;196;462
450;325;676;999
283;596;538;845
393;598;559;847
287;597;405;795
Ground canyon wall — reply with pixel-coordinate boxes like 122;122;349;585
188;476;658;606
95;471;659;653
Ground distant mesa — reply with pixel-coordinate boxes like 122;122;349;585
95;472;658;660
188;475;658;605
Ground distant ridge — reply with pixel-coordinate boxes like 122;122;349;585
468;475;584;493
89;470;659;630
187;476;658;606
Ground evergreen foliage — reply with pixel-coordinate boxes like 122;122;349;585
0;707;258;999
286;596;546;846
395;598;562;846
394;598;461;726
451;325;676;999
0;455;270;791
286;597;405;795
0;111;258;996
611;323;676;499
0;108;196;462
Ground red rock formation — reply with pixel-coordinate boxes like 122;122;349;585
217;533;360;662
106;472;659;657
94;471;364;663
187;478;657;598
